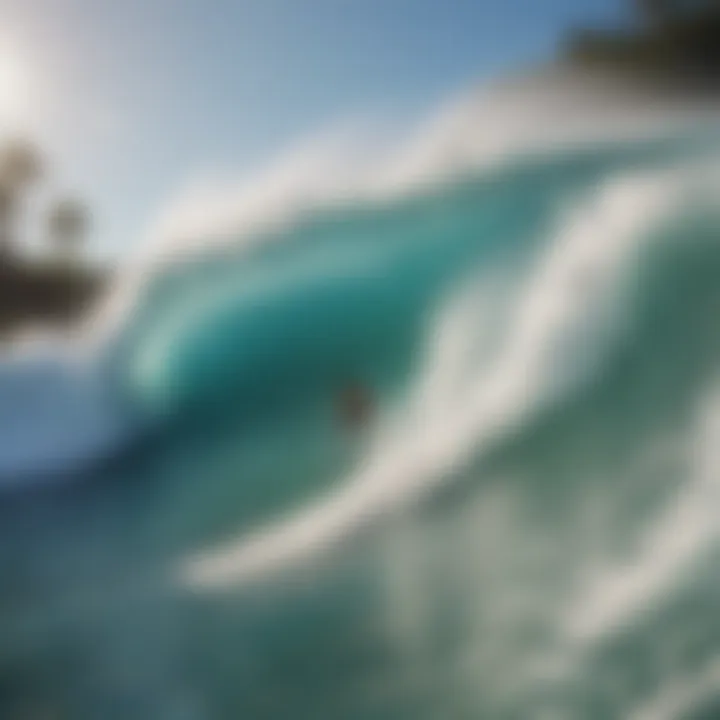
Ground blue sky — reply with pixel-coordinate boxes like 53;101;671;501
0;0;627;259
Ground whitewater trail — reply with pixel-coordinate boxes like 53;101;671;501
564;379;720;646
629;656;720;720
181;167;680;590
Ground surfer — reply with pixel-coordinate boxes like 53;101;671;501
335;380;374;429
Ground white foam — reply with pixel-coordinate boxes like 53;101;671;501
148;66;719;262
564;381;720;645
181;167;679;590
629;656;720;720
146;121;389;260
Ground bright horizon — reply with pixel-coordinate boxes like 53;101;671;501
0;0;627;261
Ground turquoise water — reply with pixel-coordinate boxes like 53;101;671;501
3;131;720;717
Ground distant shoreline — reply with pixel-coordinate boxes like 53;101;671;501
563;5;720;91
0;258;107;337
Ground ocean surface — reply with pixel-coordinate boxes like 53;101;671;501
3;83;720;718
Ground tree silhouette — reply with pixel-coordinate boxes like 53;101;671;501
0;138;98;335
0;140;42;261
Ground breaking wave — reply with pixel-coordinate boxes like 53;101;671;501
3;74;720;717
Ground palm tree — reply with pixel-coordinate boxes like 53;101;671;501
0;140;42;260
47;199;88;266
